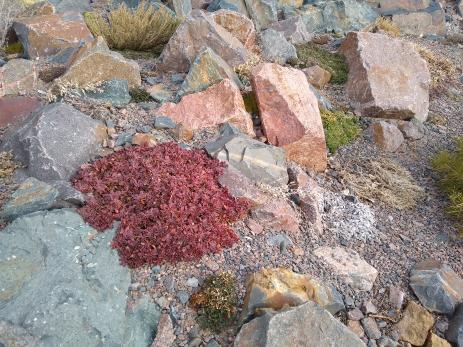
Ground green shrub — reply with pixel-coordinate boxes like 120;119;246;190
291;43;348;84
83;0;179;52
190;273;237;333
432;137;463;231
130;87;152;102
321;109;362;153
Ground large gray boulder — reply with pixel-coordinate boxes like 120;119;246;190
410;259;463;315
259;29;297;64
244;0;278;30
205;131;288;187
234;301;366;347
1;103;106;182
0;209;161;347
48;0;91;12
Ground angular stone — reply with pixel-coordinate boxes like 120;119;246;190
323;0;378;33
410;259;463;315
377;337;398;347
210;10;257;50
18;1;56;17
314;246;378;291
0;210;160;346
206;133;288;186
51;180;86;206
13;12;93;60
298;195;323;233
131;133;157;147
151;313;176;347
348;320;365;338
260;29;297;64
391;6;446;36
0;96;42;128
268;16;313;45
0;59;41;97
234;301;365;347
157;79;254;135
208;0;249;16
361;317;381;340
378;0;431;13
241;268;345;321
172;0;192;18
425;333;452;347
371;121;404;152
394;301;434;346
179;46;243;97
251;63;327;172
48;0;91;12
389;285;405;309
348;308;365;321
55;36;141;89
244;0;277;30
277;0;302;9
250;198;299;233
81;79;131;106
458;0;463;16
446;303;463;347
147;84;173;103
1;103;106;182
340;32;431;122
218;167;269;206
397;120;425;140
0;177;58;221
157;10;249;73
154;116;177;129
303;65;331;89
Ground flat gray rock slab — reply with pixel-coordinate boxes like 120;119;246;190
0;209;160;347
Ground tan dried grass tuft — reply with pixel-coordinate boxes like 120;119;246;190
342;157;425;210
364;17;401;37
417;46;457;88
84;0;180;52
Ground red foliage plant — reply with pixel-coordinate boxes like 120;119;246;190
72;142;250;268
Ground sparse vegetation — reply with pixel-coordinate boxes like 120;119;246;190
432;137;463;232
342;157;425;210
83;0;180;52
291;43;348;84
190;272;237;333
130;87;152;102
320;109;362;153
364;17;401;37
234;53;262;86
4;41;23;55
0;151;21;179
417;46;456;89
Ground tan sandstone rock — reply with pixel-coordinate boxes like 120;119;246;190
210;10;258;50
340;32;431;122
55;37;141;89
156;79;254;135
241;268;343;320
13;12;93;60
425;333;452;347
395;301;435;346
131;133;157;147
157;10;249;73
251;63;327;172
151;313;176;347
371;121;404;152
303;65;331;89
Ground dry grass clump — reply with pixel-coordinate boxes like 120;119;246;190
84;0;179;52
417;46;457;89
342;157;425;210
432;137;463;233
234;54;262;86
0;0;25;48
363;17;401;37
190;272;237;333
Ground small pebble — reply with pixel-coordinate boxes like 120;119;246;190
186;277;199;288
177;291;190;305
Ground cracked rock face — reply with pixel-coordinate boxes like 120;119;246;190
0;209;160;347
1;103;106;182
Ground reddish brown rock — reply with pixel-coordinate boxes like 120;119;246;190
219;167;269;206
0;96;42;128
392;9;446;36
13;12;93;60
0;59;41;97
156;79;254;135
303;65;331;89
371;121;404;152
299;195;323;234
340;32;431;122
251;63;327;172
347;320;365;338
151;314;175;347
250;198;299;234
157;10;249;73
210;10;258;50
